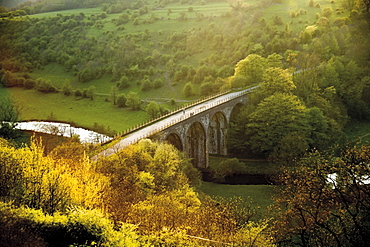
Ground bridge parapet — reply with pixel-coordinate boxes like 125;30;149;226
92;86;257;165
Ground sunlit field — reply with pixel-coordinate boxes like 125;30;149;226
4;0;350;131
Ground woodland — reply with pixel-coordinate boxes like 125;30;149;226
0;0;370;246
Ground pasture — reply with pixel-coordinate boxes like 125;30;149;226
5;0;350;132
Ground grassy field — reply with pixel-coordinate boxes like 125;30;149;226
5;0;349;132
344;119;370;144
263;0;348;32
199;182;276;220
2;86;149;133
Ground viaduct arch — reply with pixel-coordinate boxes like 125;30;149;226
154;96;248;168
93;87;256;167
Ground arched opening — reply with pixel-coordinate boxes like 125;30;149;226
209;112;227;155
165;133;183;151
186;122;207;168
227;103;247;155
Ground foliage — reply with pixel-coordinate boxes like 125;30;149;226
116;93;127;107
146;101;160;119
126;91;141;110
182;82;194;97
0;97;19;139
260;67;295;96
0;201;143;247
245;93;309;159
273;145;370;246
234;54;267;86
209;158;246;182
231;220;275;246
0;137;108;214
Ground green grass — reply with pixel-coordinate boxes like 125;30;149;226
15;0;351;132
263;0;348;33
2;87;148;134
31;63;76;88
29;7;104;18
344;119;370;144
199;182;276;219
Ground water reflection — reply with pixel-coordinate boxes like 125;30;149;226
15;121;112;144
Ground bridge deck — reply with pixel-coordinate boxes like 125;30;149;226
92;86;257;160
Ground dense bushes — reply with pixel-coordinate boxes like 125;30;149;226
0;137;275;245
209;158;246;182
0;202;142;247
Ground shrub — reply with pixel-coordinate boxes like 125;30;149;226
0;202;143;247
36;79;57;93
116;94;127;107
210;158;246;183
272;15;283;25
200;81;217;96
182;82;194;97
74;89;82;97
117;75;130;89
24;79;36;89
153;78;163;89
141;78;153;91
230;75;247;88
322;7;333;18
62;81;73;96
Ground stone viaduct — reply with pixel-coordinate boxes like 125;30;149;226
151;95;248;168
93;87;256;167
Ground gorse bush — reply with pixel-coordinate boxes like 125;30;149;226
0;137;108;214
0;202;143;247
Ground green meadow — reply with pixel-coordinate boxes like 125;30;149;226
3;86;148;132
4;0;352;134
199;182;276;220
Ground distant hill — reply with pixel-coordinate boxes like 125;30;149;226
0;0;36;8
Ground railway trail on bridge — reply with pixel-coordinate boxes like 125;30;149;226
92;86;258;161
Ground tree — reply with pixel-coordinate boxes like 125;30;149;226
266;53;283;68
234;54;266;85
74;89;82;97
273;145;370;246
141;78;152;91
182;82;194;97
362;0;370;11
36;79;57;93
110;86;119;105
153;78;163;89
61;80;73;96
305;107;330;149
0;97;19;139
260;67;296;96
1;70;17;87
200;81;217;96
126;91;141;110
245;93;310;159
146;101;160;119
86;86;96;100
118;75;130;89
0;137;108;214
116;94;127;107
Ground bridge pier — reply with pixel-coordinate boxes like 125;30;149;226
93;89;252;166
156;96;248;168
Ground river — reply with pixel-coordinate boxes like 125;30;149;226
15;121;112;144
